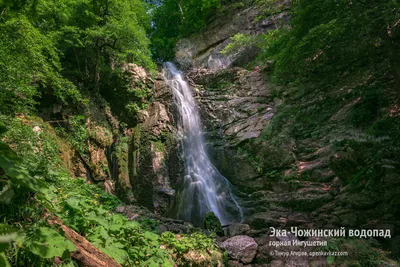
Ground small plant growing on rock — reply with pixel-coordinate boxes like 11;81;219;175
204;212;223;236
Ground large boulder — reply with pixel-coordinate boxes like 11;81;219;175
219;235;258;264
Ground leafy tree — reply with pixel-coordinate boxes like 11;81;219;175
149;0;221;61
34;0;155;91
0;0;155;117
0;16;80;115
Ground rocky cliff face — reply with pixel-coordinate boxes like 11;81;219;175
184;62;400;266
175;3;288;71
192;63;400;236
186;67;276;194
172;2;400;265
131;74;183;215
52;64;183;217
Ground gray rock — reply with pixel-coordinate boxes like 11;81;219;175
227;223;251;237
220;235;258;264
228;260;244;267
245;211;288;230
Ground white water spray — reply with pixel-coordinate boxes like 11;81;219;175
163;62;243;225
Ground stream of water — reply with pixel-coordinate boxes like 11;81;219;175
163;62;243;226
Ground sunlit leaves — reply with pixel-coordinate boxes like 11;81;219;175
0;123;46;204
0;16;82;114
0;224;19;266
27;227;76;259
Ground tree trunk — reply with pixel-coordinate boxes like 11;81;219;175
95;42;101;92
176;1;185;21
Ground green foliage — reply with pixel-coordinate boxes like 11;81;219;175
66;115;89;154
347;88;386;128
0;0;228;265
0;225;18;267
255;0;289;18
0;115;220;266
0;115;61;181
149;0;221;61
221;33;257;55
221;30;284;59
34;0;156;76
39;181;172;265
153;141;165;152
1;0;155;118
0;120;75;266
261;104;294;140
0;16;81;115
204;212;223;236
161;231;217;255
101;69;154;126
0;118;47;206
20;227;76;259
370;116;400;146
255;0;400;88
4;222;78;266
237;146;264;175
322;238;392;267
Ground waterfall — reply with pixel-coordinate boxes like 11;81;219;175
163;62;243;226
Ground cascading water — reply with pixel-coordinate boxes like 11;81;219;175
163;62;243;226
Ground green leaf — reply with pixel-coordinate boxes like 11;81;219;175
148;261;160;267
99;226;110;241
162;259;175;267
143;231;159;242
0;123;6;135
99;244;128;264
0;155;44;192
29;227;76;259
0;224;19;235
327;255;335;264
65;196;81;210
85;212;110;228
0;252;10;267
60;261;76;267
0;224;18;253
0;184;14;204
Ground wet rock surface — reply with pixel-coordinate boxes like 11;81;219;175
132;74;183;215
